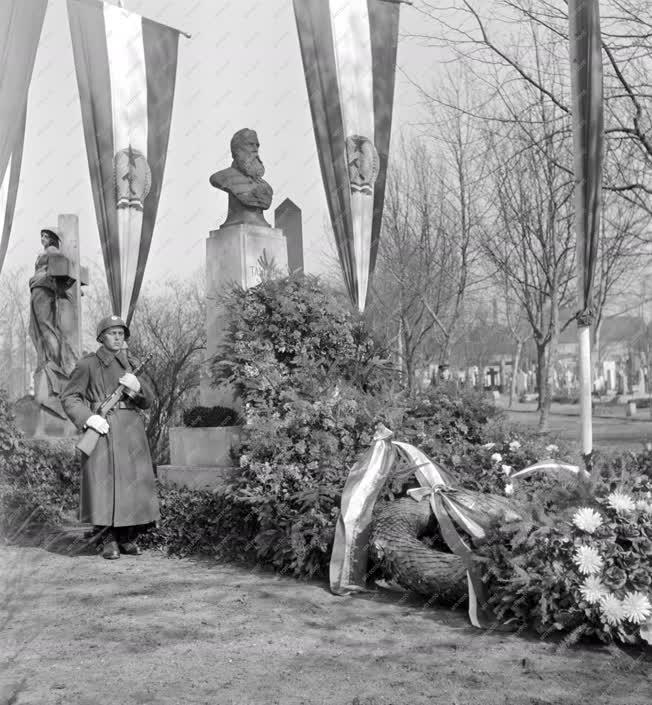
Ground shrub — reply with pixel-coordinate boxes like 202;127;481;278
193;275;502;579
182;405;243;427
0;391;79;537
475;474;652;645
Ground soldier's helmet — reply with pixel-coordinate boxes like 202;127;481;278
96;315;130;342
40;227;62;246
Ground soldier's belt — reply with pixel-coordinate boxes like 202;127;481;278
91;400;138;412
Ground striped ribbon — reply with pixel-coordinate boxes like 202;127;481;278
329;424;396;595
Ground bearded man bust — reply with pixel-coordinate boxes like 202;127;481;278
210;128;273;228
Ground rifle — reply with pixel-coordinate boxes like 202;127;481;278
76;353;153;456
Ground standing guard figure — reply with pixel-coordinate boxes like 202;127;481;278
61;315;159;559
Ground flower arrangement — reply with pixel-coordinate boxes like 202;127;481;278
476;476;652;645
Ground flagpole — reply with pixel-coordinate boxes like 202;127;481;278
568;0;604;478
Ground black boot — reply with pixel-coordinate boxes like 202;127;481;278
117;526;142;556
101;529;120;560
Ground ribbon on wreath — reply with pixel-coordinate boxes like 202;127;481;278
403;453;519;629
407;483;496;628
511;459;585;481
392;441;519;628
329;424;396;595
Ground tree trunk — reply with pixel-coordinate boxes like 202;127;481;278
536;342;551;430
509;340;523;408
538;335;559;432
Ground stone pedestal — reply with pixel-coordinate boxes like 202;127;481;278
163;223;288;490
13;394;78;439
200;223;288;407
157;426;242;490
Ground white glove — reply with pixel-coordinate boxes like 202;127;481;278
86;414;109;435
119;372;141;394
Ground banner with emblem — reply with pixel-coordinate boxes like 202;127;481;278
0;0;48;275
293;0;401;312
67;0;182;323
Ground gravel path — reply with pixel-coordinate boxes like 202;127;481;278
1;541;650;705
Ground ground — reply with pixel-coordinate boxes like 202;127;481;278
1;537;650;705
505;401;652;450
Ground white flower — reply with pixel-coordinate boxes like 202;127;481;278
482;442;496;450
573;545;603;575
504;483;514;496
572;507;603;534
239;454;250;468
641;614;652;645
580;576;607;604
545;444;559;454
509;440;521;451
607;491;636;514
635;499;652;514
621;592;652;624
490;452;503;464
501;464;512;476
600;594;624;626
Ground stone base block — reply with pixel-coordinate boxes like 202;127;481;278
169;426;242;467
13;395;78;439
157;465;238;491
200;223;288;407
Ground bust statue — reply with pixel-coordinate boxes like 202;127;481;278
210;128;273;228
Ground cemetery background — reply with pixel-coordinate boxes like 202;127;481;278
2;1;652;704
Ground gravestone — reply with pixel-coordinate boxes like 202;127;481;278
274;198;304;274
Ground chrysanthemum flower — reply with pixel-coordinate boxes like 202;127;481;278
501;464;512;476
545;444;559;454
600;594;624;626
504;483;514;496
607;491;636;514
572;507;603;534
621;591;652;624
573;545;603;575
635;499;652;514
509;440;521;451
490;452;503;464
580;576;607;604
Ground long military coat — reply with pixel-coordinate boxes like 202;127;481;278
61;346;159;527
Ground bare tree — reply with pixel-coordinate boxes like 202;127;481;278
372;130;480;395
411;0;652;215
128;276;206;464
482;89;576;429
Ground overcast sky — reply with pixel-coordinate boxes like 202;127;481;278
5;0;453;291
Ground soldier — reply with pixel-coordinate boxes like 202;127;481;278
61;315;159;559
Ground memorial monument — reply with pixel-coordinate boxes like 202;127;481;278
201;128;288;407
16;215;87;437
159;129;291;490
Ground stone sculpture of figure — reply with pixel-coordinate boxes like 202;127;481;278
209;128;273;228
28;227;78;407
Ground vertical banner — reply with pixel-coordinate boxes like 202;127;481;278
0;0;48;274
67;0;181;324
293;0;400;312
0;108;27;274
568;0;604;465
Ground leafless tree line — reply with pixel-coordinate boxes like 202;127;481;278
371;0;652;428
